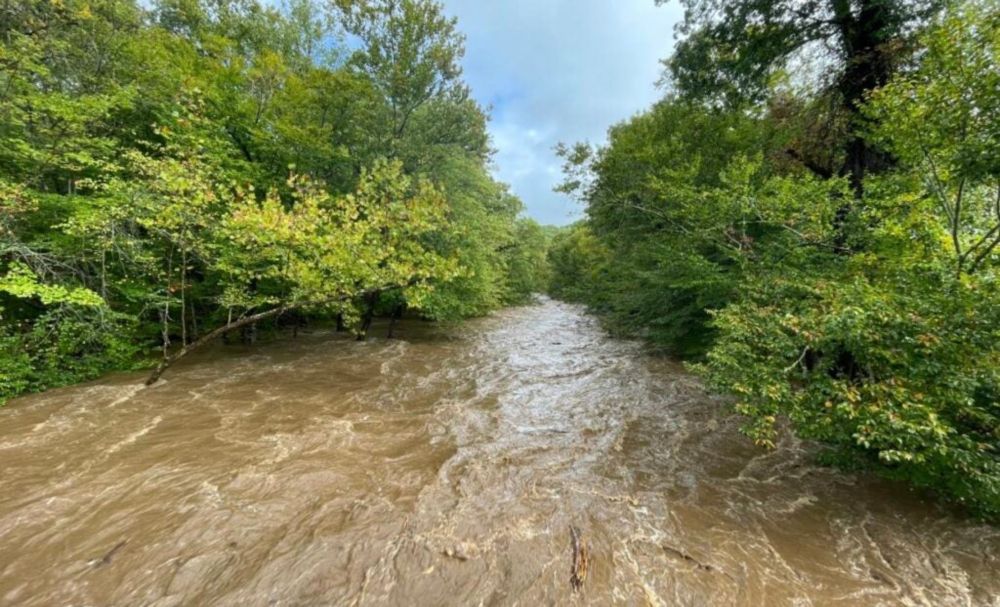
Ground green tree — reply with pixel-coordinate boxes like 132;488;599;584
866;1;1000;275
549;0;1000;518
697;4;1000;518
147;157;459;382
662;0;945;196
333;0;466;148
0;0;543;402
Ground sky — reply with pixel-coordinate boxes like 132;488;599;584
439;0;684;226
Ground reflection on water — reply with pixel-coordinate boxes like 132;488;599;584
0;298;997;606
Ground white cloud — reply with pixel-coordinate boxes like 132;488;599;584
440;0;683;225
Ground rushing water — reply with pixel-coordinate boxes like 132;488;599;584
0;298;997;606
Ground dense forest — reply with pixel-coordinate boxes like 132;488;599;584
0;0;549;396
549;0;1000;518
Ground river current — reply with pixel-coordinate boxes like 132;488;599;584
0;298;997;606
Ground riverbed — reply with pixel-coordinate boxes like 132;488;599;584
0;298;997;605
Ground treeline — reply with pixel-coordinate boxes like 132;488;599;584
0;0;549;399
549;0;999;518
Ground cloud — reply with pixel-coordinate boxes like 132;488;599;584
440;0;683;225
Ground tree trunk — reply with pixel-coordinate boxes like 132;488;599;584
241;322;258;345
180;248;187;347
145;305;291;386
387;303;404;339
159;304;170;361
144;283;415;386
189;301;198;341
356;290;379;341
827;0;900;251
833;0;897;199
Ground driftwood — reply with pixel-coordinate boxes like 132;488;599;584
88;540;128;569
569;525;589;591
662;544;714;572
661;543;737;583
441;547;470;561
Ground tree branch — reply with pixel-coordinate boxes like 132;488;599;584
144;279;426;386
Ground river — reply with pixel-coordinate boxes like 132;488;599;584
0;298;997;606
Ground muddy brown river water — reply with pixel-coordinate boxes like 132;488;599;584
0;298;998;606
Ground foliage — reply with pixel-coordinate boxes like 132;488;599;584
220;160;459;311
504;218;552;303
0;262;104;307
0;263;138;402
865;1;1000;274
699;264;1000;517
661;0;942;106
547;223;612;306
0;0;549;403
552;1;1000;518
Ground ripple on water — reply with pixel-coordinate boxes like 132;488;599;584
0;298;997;606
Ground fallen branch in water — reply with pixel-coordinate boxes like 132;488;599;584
661;543;737;583
145;304;295;386
569;525;589;591
662;543;714;572
144;282;418;386
88;539;128;569
441;547;470;561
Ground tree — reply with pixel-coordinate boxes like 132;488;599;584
662;0;945;196
0;0;547;404
550;1;1000;518
147;158;459;382
866;1;1000;275
554;100;772;356
332;0;467;148
503;218;551;302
